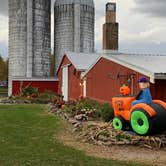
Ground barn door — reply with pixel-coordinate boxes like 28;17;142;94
62;66;68;101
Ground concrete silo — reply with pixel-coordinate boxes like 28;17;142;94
54;0;95;70
8;0;51;95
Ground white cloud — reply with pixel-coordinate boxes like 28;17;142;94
1;0;166;57
132;0;166;18
0;14;8;57
120;26;166;44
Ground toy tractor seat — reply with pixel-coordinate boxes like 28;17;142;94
112;96;166;135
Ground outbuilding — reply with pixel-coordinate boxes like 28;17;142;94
57;52;99;101
12;77;59;96
82;52;166;103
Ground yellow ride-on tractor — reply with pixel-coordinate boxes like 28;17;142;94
112;86;166;135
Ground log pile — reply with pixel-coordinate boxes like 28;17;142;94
78;122;166;149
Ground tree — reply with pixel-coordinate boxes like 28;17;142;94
0;55;8;81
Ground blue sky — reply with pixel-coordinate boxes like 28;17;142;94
0;0;166;58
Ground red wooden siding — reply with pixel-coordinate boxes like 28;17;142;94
57;55;82;101
150;80;166;102
12;80;58;96
85;57;150;103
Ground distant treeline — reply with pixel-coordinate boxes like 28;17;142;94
0;54;55;81
0;55;8;81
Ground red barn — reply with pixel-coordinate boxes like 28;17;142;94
12;78;59;96
57;52;99;101
82;53;166;103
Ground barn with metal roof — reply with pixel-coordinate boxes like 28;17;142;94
57;52;99;101
82;52;166;103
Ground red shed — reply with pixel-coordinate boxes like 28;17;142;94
57;52;99;101
12;78;59;96
82;52;166;103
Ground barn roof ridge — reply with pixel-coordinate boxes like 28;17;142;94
121;53;166;57
59;51;100;71
82;52;166;83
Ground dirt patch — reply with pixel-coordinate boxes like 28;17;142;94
56;121;166;166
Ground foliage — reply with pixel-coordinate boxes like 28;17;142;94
22;86;38;97
0;105;140;166
100;103;114;122
64;98;114;122
0;55;8;81
39;90;55;99
75;98;99;110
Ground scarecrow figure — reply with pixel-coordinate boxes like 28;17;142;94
132;77;152;106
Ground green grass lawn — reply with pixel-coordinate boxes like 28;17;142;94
0;104;143;166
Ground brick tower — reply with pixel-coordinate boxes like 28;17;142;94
103;3;119;50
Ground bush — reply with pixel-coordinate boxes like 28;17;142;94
72;98;114;122
93;108;102;119
100;103;114;122
76;98;98;110
22;86;38;97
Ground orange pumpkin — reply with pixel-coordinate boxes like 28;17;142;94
26;96;31;99
120;85;131;95
61;104;66;110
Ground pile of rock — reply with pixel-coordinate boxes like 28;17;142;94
0;97;31;104
47;103;166;149
48;103;89;131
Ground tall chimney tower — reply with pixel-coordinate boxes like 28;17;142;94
103;2;119;50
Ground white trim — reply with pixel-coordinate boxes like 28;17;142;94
62;66;69;101
83;79;86;98
61;63;71;68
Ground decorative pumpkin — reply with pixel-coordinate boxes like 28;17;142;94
26;95;31;99
120;85;131;95
61;104;66;110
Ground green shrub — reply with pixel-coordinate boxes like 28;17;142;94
39;90;55;99
100;103;114;122
22;86;38;96
61;98;114;122
93;108;102;119
76;98;98;110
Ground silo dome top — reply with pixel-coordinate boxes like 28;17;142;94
55;0;94;7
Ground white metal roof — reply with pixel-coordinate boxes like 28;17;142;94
55;0;94;7
64;52;100;71
82;52;166;83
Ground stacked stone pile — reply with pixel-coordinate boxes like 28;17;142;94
47;103;166;149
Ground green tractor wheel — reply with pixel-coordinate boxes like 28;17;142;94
130;109;150;135
113;116;124;130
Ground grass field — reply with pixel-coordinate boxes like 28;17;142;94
0;104;143;166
